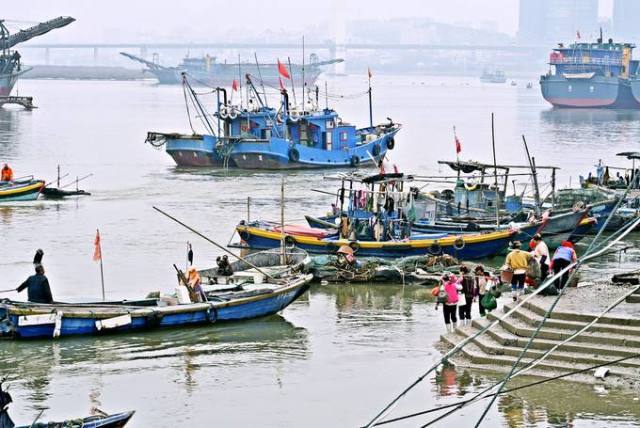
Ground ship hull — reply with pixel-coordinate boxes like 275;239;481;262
164;134;233;167
147;66;322;87
540;75;640;108
0;72;19;96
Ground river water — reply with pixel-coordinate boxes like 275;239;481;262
1;76;640;427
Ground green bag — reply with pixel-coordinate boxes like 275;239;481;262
481;292;498;311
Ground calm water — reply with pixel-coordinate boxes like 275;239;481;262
1;76;640;427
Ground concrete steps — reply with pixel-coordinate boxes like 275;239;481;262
627;288;640;304
440;294;640;387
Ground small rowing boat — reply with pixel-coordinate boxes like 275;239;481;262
0;178;44;202
0;272;311;340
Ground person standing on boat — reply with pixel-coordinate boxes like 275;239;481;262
551;241;577;290
440;273;460;332
0;164;13;182
504;241;531;301
595;160;604;185
15;264;53;304
186;266;206;302
530;234;550;282
457;265;474;325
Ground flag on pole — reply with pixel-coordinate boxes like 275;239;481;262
455;135;462;154
277;59;291;79
232;79;239;91
93;229;102;261
368;67;373;79
576;30;581;39
279;76;286;91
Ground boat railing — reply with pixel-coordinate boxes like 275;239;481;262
550;57;622;66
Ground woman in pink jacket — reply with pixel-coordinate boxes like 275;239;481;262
441;273;461;332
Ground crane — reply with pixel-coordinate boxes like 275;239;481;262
0;16;75;51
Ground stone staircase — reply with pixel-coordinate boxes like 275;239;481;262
627;287;640;304
440;297;640;389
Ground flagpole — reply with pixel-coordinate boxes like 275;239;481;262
368;68;373;128
287;57;297;108
96;228;105;301
454;126;460;180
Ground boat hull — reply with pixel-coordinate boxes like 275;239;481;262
236;224;514;260
229;129;399;170
15;410;135;428
0;180;45;202
540;75;640;108
0;277;311;339
162;134;231;167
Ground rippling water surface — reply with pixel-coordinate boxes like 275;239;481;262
1;76;640;427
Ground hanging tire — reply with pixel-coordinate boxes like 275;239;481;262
228;108;238;120
387;138;395;150
219;106;229;119
284;235;297;248
372;143;381;157
289;147;300;162
428;241;442;255
453;237;465;250
289;110;300;122
350;156;360;167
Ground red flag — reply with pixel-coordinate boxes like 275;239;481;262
93;229;102;262
367;67;373;79
455;136;462;154
279;76;285;91
576;30;581;39
277;59;291;80
232;79;239;91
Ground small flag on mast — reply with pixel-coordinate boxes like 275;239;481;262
576;30;581;39
455;135;462;154
277;59;291;80
232;79;239;91
368;67;373;79
93;229;102;262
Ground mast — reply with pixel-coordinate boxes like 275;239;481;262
302;36;305;115
254;52;268;108
368;68;373;127
491;113;500;227
287;57;297;108
522;135;541;214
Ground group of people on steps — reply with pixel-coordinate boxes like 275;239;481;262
437;233;579;331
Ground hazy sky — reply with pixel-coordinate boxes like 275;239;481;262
3;0;615;42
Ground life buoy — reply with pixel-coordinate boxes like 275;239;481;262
453;236;465;250
207;306;218;323
289;110;300;122
428;241;442;255
276;112;284;123
387;137;395;150
372;143;381;157
465;182;478;191
228;107;239;120
219;106;229;119
289;148;300;162
350;156;360;167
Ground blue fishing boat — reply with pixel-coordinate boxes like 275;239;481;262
0;178;44;202
0;272;311;339
146;74;400;169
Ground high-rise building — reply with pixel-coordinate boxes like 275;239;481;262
613;0;640;42
518;0;599;44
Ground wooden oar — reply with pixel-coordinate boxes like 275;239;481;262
153;206;274;280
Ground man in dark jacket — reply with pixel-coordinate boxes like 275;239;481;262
16;264;53;304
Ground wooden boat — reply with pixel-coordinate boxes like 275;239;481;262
1;379;134;427
234;221;515;260
0;179;44;202
40;187;91;199
0;272;311;340
15;411;135;427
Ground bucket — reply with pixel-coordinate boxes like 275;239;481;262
501;268;513;284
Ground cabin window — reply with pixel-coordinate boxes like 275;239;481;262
589;86;594;93
568;85;573;92
326;120;334;129
325;132;332;150
340;131;348;142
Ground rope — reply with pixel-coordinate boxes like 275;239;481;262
362;214;640;428
371;352;640;427
473;179;637;427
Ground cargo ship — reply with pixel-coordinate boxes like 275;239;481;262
120;52;343;87
0;17;75;96
540;34;640;108
479;69;507;83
